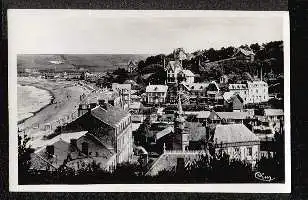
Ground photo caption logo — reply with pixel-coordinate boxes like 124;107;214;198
254;171;276;182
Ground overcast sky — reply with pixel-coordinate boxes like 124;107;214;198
9;10;287;54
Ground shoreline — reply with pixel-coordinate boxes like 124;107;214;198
17;82;55;125
17;77;92;146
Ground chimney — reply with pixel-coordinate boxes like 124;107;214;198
100;99;108;110
70;139;77;147
176;157;185;175
46;145;54;156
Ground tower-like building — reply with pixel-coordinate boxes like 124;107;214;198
173;90;189;151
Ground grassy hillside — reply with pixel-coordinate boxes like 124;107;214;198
17;54;149;72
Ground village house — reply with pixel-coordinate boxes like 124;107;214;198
145;85;168;104
127;60;138;73
179;81;220;104
30;131;117;172
214;124;261;166
223;92;244;112
247;81;269;104
233;47;255;63
229;81;269;104
228;84;249;104
63;102;133;164
207;110;249;124
263;108;284;132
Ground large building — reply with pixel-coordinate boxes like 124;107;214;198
30;131;117;172
229;81;269;104
63;102;133;164
145;85;168;104
214;124;261;166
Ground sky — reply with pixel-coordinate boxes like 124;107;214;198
9;10;287;54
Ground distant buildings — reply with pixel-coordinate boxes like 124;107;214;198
233;47;255;63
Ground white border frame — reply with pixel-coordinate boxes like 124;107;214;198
8;10;290;193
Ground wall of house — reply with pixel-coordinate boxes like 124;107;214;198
76;135;109;157
116;115;133;163
221;144;259;166
247;82;269;103
146;92;167;104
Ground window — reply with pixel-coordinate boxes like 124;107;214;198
81;142;89;155
247;147;252;156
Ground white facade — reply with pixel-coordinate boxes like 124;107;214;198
247;81;269;103
229;81;269;104
145;85;168;104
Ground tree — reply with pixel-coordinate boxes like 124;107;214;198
18;133;34;183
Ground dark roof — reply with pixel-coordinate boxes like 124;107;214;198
91;105;130;128
31;133;115;171
186;122;207;141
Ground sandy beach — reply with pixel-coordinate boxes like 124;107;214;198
18;77;93;147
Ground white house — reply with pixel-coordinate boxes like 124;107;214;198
247;81;269;104
145;85;168;104
229;81;269;104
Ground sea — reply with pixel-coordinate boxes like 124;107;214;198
17;84;53;123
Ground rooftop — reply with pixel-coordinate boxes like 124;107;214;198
264;109;284;116
91;105;130;127
196;111;211;119
214;124;260;144
146;85;168;93
146;152;206;176
216;111;249;120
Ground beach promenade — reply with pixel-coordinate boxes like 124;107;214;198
18;77;93;148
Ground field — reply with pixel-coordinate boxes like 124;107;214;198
17;54;150;72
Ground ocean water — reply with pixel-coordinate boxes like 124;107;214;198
17;84;52;123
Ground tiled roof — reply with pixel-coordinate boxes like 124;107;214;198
155;126;173;140
146;152;205;176
264;109;284;116
196;111;211;119
130;102;143;110
184;82;209;91
33;131;88;151
91;105;130;127
146;85;168;93
216;112;249;120
167;61;182;71
112;83;131;91
182;69;195;77
214;124;260;144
